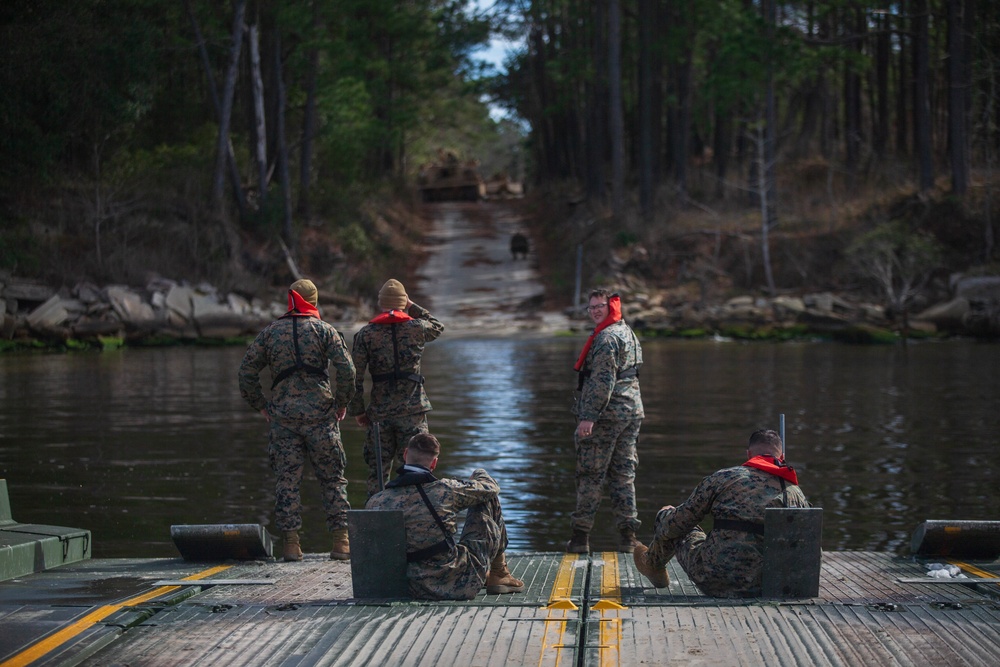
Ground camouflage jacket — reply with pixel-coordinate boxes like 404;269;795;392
573;320;644;422
347;303;444;421
663;465;809;597
366;466;499;600
238;315;356;426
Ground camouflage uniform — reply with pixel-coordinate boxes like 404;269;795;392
571;320;644;533
366;466;509;600
647;465;809;597
238;316;356;532
347;303;444;496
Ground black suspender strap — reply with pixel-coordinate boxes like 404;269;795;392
271;316;330;389
370;324;424;385
406;483;456;563
712;518;765;536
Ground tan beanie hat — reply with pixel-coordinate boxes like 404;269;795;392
289;278;318;306
378;279;408;311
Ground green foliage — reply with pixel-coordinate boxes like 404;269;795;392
679;328;710;338
316;78;376;184
337;222;376;258
1;1;169;185
98;336;125;351
830;325;900;345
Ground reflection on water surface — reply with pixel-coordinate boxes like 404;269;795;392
1;338;997;557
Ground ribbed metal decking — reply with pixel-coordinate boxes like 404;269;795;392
2;551;999;666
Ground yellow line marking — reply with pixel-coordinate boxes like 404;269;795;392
594;552;624;667
599;551;623;604
545;553;580;608
539;554;582;667
947;559;1000;587
1;565;231;667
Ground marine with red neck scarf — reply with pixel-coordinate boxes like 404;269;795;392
633;429;809;597
566;288;645;555
238;279;357;562
347;278;445;497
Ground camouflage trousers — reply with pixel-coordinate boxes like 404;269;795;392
647;506;705;570
647;506;755;598
363;413;428;498
570;418;641;533
410;495;508;600
268;419;349;532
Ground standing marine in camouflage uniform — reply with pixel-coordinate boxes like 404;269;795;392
348;279;444;498
238;279;356;562
366;432;524;600
633;429;809;597
567;289;644;554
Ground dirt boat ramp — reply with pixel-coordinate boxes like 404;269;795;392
413;202;573;337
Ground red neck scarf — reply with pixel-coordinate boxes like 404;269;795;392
574;295;622;371
283;289;320;318
369;309;413;324
743;455;798;484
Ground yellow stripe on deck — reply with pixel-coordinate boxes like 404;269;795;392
592;552;627;667
948;559;1000;588
0;565;231;667
538;554;583;667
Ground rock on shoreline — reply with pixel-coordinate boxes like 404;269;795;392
2;273;998;349
1;275;366;347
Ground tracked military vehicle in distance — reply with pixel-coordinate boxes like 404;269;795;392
417;148;486;202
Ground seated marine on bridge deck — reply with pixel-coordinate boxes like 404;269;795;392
634;429;809;597
366;432;524;600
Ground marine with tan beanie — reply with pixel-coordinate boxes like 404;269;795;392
348;278;445;497
378;278;409;310
238;278;357;561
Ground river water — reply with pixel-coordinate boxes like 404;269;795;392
1;337;997;558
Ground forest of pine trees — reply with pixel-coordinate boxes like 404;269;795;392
2;1;997;291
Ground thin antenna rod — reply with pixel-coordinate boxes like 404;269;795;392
779;413;786;458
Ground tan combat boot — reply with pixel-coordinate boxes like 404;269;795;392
618;527;640;553
633;542;669;588
486;555;524;594
283;530;303;562
330;528;350;560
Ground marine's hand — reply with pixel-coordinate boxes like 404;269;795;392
576;419;595;439
259;408;271;423
356;414;370;428
335;407;347;422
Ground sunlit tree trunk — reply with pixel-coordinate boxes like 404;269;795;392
249;24;268;206
211;0;247;218
275;34;293;249
763;0;778;231
184;0;246;218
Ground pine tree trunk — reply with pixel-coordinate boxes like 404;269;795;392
211;0;248;218
249;24;268;206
